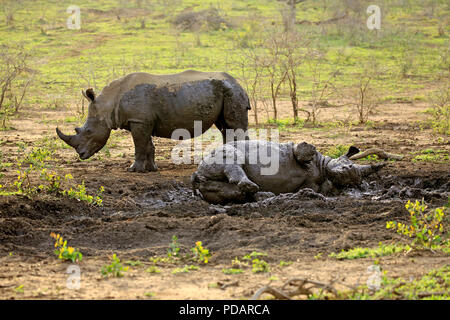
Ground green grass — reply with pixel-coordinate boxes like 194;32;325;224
222;268;244;275
146;266;161;274
279;260;293;267
328;243;411;260
411;149;449;163
0;0;448;125
347;265;450;300
323;144;350;159
171;264;199;274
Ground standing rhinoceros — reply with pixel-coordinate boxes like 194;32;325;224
56;70;250;172
191;140;384;204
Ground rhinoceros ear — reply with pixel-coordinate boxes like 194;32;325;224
82;88;96;102
345;146;360;158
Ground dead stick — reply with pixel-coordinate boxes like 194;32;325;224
349;148;404;161
251;286;291;300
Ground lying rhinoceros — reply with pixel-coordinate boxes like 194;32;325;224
191;140;384;204
56;70;250;172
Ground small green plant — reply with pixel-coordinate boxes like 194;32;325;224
172;265;199;274
149;256;175;265
146;266;161;273
50;232;82;263
14;165;35;196
125;260;142;267
167;235;180;258
242;252;270;273
190;241;211;264
314;253;323;260
279;260;293;266
386;200;448;248
14;285;24;294
101;254;129;278
63;182;104;206
39;169;73;193
222;268;244;275
251;258;270;273
231;257;249;268
19;147;53;169
242;251;267;260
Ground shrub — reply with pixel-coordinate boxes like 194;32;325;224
101;254;128;278
50;232;82;263
386;200;448;248
426;83;449;135
190;241;211;264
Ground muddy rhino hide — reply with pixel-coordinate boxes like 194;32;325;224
191;141;385;204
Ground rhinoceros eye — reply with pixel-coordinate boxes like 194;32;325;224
86;128;92;134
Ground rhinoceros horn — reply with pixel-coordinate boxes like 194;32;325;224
56;127;79;148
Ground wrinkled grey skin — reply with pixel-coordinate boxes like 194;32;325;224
191;141;384;204
56;70;250;172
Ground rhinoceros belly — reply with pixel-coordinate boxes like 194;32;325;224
119;80;223;138
152;80;223;138
233;141;308;194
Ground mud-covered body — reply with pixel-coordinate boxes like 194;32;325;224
56;70;250;172
192;140;383;204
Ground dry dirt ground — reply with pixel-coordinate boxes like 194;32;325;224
0;101;448;299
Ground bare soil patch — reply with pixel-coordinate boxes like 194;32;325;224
0;102;448;299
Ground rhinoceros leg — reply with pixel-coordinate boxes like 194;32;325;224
192;165;258;204
215;117;248;144
196;180;247;204
128;122;158;172
223;165;259;193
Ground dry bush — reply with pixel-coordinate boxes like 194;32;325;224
348;63;381;124
234;48;265;124
427;76;450;135
0;43;34;128
277;30;310;123
306;49;341;125
0;0;23;26
172;8;231;32
261;27;289;120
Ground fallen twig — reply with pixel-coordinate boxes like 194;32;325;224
251;277;339;300
219;281;239;290
251;285;291;300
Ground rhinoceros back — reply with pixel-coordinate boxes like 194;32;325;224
94;70;237;130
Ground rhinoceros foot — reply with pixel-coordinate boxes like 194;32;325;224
127;160;158;173
237;179;259;193
197;180;248;205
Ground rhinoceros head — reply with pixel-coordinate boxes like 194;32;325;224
56;88;111;160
